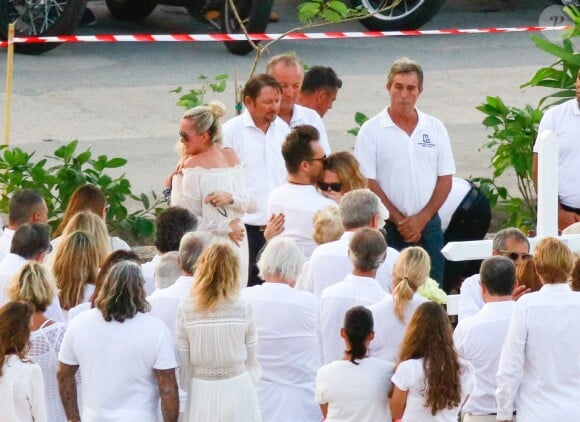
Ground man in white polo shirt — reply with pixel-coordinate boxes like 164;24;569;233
267;125;336;258
266;54;331;154
223;74;290;286
532;69;580;231
454;256;516;421
354;57;456;286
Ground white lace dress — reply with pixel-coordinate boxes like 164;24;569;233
171;165;255;288
28;321;67;422
176;297;262;422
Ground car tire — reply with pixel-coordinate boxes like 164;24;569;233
350;0;446;31
221;0;273;55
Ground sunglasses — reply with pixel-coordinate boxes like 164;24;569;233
179;131;190;142
499;250;532;262
318;181;343;192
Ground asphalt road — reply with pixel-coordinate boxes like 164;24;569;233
0;0;567;200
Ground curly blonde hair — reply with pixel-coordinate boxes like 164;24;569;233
312;206;343;245
392;247;430;322
191;243;240;311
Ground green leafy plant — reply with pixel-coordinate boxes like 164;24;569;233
347;112;370;136
0;140;162;244
172;74;230;111
475;98;543;231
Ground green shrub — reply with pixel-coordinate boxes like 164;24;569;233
0;140;162;244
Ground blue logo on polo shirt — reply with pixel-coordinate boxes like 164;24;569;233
418;133;435;148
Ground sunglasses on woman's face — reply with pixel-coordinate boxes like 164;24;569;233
317;182;343;192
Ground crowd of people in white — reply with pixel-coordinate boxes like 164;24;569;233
1;56;580;422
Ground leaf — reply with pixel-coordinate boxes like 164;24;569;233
74;150;92;166
215;74;229;81
140;193;150;209
105;158;127;168
354;112;369;125
482;116;502;127
530;35;580;64
328;0;349;16
170;86;182;93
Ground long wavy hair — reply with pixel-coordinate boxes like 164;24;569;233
54;231;100;310
95;261;150;323
58;211;112;265
191;243;240;311
324;151;367;192
397;301;462;415
0;302;33;377
7;262;59;313
392;247;431;322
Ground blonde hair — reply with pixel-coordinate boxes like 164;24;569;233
60;211;112;265
324;152;367;193
392;247;431;322
534;237;573;283
177;101;226;158
312;206;343;245
54;231;101;310
7;262;58;313
191;243;240;311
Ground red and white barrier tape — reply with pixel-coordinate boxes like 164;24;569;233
0;25;571;47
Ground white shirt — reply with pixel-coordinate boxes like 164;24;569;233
241;283;320;422
392;358;475;422
289;104;331;155
369;293;428;363
0;253;64;323
308;231;399;297
59;309;177;422
148;275;193;339
318;274;386;364
496;283;580;421
354;107;456;216
0;227;15;262
267;183;336;258
453;300;515;415
0;355;47;422
222;110;290;225
439;177;472;232
315;358;393;422
141;254;161;296
458;274;483;321
533;99;580;208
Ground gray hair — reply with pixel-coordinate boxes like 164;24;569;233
257;237;304;283
492;228;529;252
339;189;380;230
154;251;181;289
348;228;387;272
480;256;516;296
182;101;226;145
387;57;424;89
179;231;214;274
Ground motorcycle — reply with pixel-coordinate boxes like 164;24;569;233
0;0;273;54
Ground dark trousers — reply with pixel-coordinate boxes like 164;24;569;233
385;214;445;287
245;224;266;287
443;185;491;293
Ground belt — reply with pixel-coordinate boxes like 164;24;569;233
561;203;580;215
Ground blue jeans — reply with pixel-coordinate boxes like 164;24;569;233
385;214;445;287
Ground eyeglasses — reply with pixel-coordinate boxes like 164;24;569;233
308;155;327;164
317;181;343;192
499;250;532;262
179;131;190;142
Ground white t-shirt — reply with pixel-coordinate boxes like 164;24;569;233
354;107;456;216
392;358;474;422
369;293;428;363
308;231;399;297
0;227;15;262
318;274;386;364
533;99;580;208
141;254;161;296
316;358;393;422
453;300;515;416
267;183;336;258
148;275;193;339
58;309;177;422
222;110;290;226
439;177;472;232
289;104;332;155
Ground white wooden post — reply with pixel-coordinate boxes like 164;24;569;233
442;130;580;262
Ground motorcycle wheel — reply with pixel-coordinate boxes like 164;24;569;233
105;0;157;21
350;0;445;31
220;0;273;56
0;0;88;54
